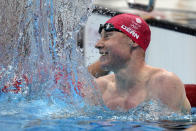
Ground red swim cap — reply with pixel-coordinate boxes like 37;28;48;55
106;13;151;51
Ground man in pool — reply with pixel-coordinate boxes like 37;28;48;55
91;13;191;113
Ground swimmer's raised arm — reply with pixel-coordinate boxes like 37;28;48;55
88;60;110;78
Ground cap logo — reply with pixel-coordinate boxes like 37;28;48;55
136;18;142;24
106;24;110;30
121;25;139;39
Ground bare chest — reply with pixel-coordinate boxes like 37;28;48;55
103;95;137;111
102;84;148;111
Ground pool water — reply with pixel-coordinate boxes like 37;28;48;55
1;0;196;131
1;119;190;131
0;98;196;131
0;109;196;131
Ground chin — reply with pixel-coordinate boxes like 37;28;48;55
100;63;109;71
101;63;112;72
100;58;113;71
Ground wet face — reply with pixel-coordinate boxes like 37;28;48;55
95;30;133;71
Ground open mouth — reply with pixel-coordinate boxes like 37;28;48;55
100;51;108;56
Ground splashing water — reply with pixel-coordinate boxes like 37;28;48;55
0;0;102;116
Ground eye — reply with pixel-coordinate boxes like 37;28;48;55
103;33;112;39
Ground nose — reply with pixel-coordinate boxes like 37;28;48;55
95;39;104;50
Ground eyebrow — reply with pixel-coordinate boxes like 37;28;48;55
101;31;113;37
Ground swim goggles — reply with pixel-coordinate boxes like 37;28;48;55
98;23;122;34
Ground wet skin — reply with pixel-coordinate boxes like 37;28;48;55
94;30;191;113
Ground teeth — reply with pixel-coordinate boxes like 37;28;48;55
101;52;107;56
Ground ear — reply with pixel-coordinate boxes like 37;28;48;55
128;38;139;48
132;42;139;48
129;41;139;48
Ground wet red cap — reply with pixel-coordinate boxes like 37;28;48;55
106;13;151;51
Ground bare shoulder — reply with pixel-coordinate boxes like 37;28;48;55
95;74;115;94
150;68;183;91
149;68;191;112
150;69;184;98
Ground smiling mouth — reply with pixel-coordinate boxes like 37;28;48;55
100;51;108;56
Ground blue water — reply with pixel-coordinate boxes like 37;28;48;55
0;109;196;131
0;0;196;130
0;99;196;130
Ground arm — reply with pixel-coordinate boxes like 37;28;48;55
88;60;110;78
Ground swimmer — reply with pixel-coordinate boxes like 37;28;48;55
91;13;191;113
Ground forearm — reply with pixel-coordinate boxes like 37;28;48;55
88;60;110;78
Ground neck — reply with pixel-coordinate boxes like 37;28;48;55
114;51;146;92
